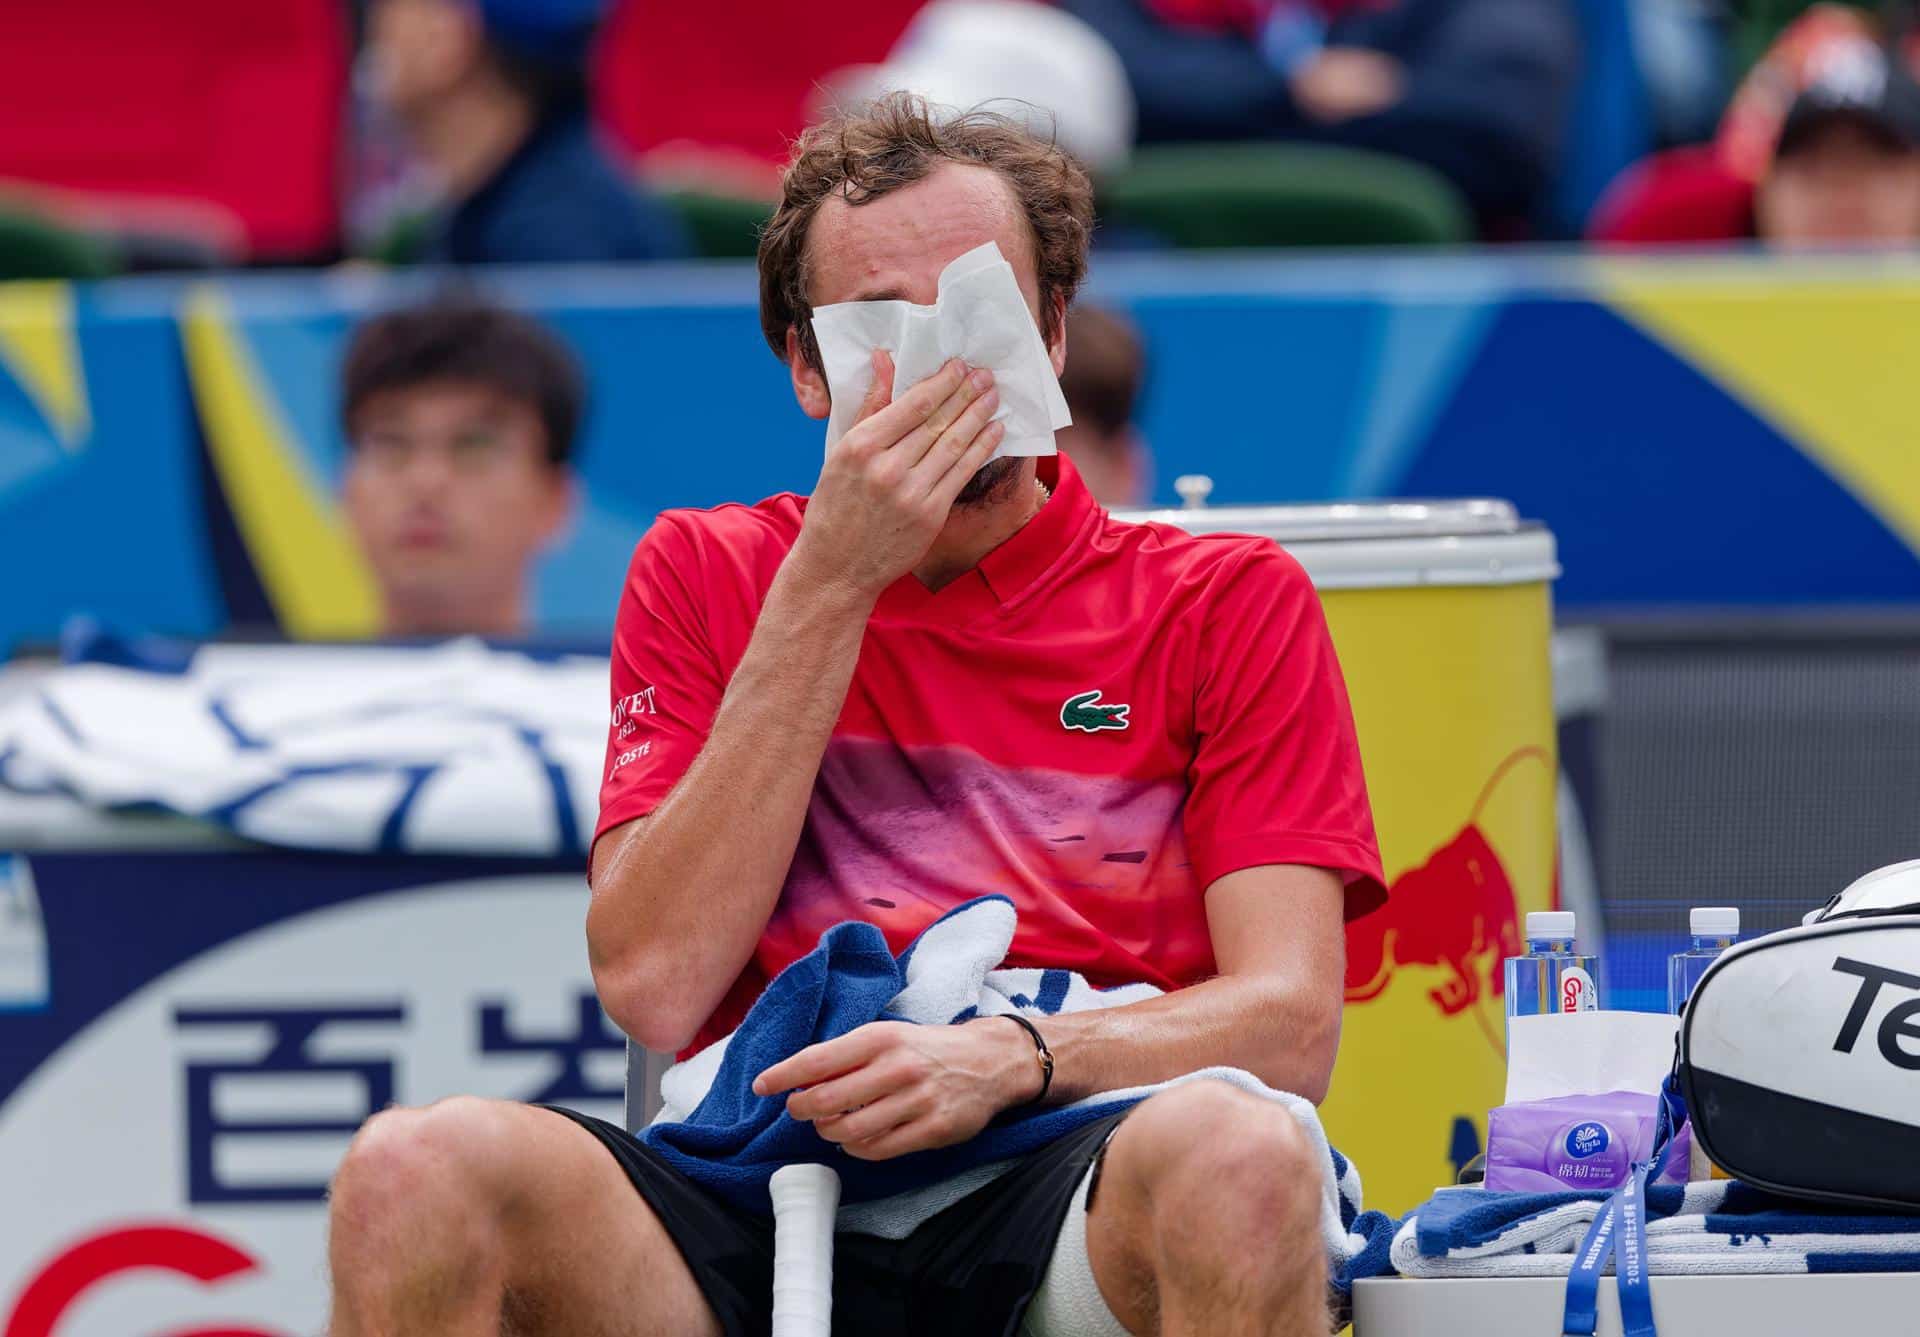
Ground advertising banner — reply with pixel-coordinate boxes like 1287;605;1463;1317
1320;580;1558;1213
0;849;611;1336
8;256;1920;656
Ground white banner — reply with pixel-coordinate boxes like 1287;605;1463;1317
0;874;621;1337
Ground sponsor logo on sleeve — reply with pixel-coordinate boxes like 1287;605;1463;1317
611;687;658;728
610;687;659;744
608;740;653;779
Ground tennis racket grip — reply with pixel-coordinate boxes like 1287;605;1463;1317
770;1162;840;1337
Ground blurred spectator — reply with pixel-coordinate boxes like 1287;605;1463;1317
1716;5;1899;182
1057;305;1152;508
341;298;580;637
826;1;1138;174
359;0;687;263
1756;41;1920;245
1592;6;1920;246
1057;0;1581;225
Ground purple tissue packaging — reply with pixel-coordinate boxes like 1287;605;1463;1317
1484;1089;1690;1194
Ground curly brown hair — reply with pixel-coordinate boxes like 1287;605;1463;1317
758;92;1095;373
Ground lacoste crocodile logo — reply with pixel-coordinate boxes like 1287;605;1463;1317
1060;689;1130;733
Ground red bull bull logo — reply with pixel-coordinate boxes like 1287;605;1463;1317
1343;748;1550;1049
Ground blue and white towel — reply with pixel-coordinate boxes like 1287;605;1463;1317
641;894;1398;1295
0;637;603;856
1392;1179;1920;1278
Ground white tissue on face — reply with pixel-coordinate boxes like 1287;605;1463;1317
810;241;1072;461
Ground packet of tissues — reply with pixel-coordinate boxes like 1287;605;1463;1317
1485;1089;1691;1193
1488;1011;1691;1192
810;241;1071;460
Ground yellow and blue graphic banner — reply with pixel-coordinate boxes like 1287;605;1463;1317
3;254;1920;654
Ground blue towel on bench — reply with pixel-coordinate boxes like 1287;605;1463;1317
1389;1179;1920;1277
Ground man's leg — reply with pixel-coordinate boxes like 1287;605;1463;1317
327;1097;720;1336
1080;1080;1328;1337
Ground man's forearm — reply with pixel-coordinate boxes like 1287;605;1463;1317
1031;974;1343;1106
591;355;1008;1051
588;554;874;1049
755;871;1349;1158
756;969;1346;1164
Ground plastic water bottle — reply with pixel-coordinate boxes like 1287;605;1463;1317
1668;907;1740;1015
1504;911;1599;1029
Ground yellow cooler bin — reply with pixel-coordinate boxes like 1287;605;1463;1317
1121;496;1560;1215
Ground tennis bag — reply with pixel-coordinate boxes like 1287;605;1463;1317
1680;861;1920;1209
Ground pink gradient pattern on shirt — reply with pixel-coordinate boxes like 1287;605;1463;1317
757;736;1208;993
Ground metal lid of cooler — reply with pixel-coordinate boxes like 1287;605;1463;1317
1111;496;1561;590
1117;497;1522;541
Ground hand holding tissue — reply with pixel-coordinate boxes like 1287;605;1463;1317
812;242;1072;459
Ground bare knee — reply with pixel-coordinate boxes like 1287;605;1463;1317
329;1097;517;1260
1121;1081;1322;1245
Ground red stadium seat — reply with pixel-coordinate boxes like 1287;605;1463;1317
1586;145;1757;246
0;0;347;261
592;0;925;190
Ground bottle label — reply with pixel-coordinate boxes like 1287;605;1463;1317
1558;965;1597;1012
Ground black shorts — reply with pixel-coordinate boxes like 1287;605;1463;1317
545;1106;1127;1337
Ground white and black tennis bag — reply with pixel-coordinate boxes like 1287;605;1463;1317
1680;860;1920;1209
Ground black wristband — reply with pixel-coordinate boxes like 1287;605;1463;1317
995;1012;1054;1106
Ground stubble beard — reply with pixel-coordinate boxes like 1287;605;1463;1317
952;457;1022;509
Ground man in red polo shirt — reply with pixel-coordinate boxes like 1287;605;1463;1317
327;92;1382;1337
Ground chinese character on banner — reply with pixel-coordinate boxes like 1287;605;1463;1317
175;1003;405;1206
477;991;625;1106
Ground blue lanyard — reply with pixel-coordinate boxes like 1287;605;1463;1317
1561;1078;1683;1337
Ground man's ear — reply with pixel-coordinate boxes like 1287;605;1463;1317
1047;292;1069;378
786;326;831;419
